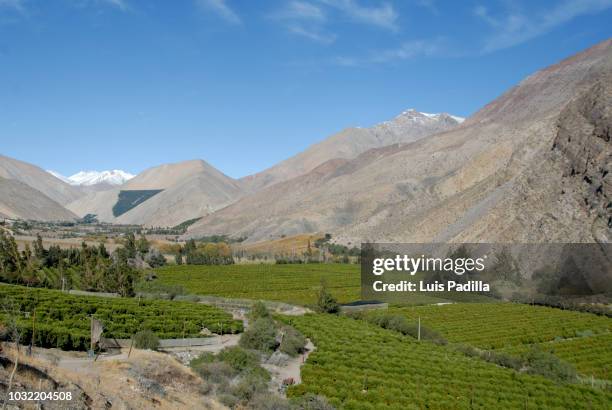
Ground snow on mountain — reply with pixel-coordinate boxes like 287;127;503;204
46;170;72;184
47;170;135;186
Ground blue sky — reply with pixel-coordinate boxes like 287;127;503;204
1;0;611;178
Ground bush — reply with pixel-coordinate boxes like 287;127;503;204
524;347;577;383
364;313;447;345
250;393;292;410
317;282;339;314
290;394;335;410
250;301;271;321
133;329;160;350
217;346;261;372
239;318;278;352
279;326;307;357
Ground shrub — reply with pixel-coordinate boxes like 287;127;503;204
249;393;292;410
239;318;278;352
524;347;577;383
250;301;271;321
317;282;339;314
217;346;260;372
291;393;336;410
133;329;160;350
279;326;307;357
194;361;235;383
365;313;447;345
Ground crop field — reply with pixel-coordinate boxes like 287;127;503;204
281;314;612;409
386;303;611;349
500;333;612;381
154;263;361;305
0;284;243;350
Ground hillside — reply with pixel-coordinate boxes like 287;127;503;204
187;39;612;244
241;110;464;192
0;154;83;205
0;177;78;221
67;159;244;227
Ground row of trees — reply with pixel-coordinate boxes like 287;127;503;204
0;232;141;296
174;239;234;265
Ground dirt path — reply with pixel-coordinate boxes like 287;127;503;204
262;339;315;394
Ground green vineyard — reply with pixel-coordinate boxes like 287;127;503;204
0;284;243;351
500;333;612;381
386;303;611;349
281;314;612;409
154;263;361;305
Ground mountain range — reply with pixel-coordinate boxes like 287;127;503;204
47;170;135;186
0;39;610;244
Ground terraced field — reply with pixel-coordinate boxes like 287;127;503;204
154;263;361;305
387;303;611;349
281;314;612;409
0;284;242;350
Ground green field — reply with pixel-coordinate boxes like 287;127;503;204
0;284;242;350
386;303;611;349
154;263;361;305
499;333;612;380
282;313;612;409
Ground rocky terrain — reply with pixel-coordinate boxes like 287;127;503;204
187;39;612;244
1;40;610;245
240;110;464;193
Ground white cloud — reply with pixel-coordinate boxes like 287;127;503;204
335;38;442;66
320;0;399;31
289;24;336;43
271;1;335;43
275;1;326;22
0;0;25;13
475;0;612;52
101;0;128;11
196;0;241;25
371;39;439;62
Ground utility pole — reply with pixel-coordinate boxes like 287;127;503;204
29;309;36;355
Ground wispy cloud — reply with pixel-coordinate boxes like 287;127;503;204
196;0;241;25
335;38;443;66
289;25;336;43
320;0;399;31
271;1;335;43
475;0;612;52
0;0;26;13
275;1;326;22
101;0;128;12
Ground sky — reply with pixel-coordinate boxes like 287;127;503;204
0;0;611;178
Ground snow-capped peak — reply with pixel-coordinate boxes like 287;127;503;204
47;170;135;186
47;170;72;184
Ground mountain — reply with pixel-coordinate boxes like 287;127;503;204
67;160;244;227
240;110;464;192
0;155;83;206
0;177;78;221
187;39;612;244
69;170;134;186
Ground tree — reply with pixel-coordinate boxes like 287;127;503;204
137;234;150;256
317;280;339;314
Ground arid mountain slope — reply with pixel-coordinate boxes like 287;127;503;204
187;39;612;244
0;177;78;221
67;160;244;227
0;155;83;205
240;110;463;192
